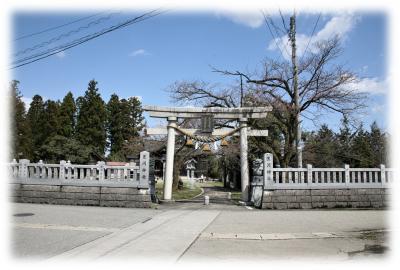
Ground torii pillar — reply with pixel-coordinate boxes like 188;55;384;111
164;117;176;200
239;118;249;201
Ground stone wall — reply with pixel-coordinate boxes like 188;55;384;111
261;188;390;209
10;183;152;208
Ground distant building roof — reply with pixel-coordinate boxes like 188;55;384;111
184;158;198;164
106;161;128;166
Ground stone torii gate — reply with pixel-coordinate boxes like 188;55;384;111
143;105;272;202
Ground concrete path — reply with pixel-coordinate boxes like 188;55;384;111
50;209;219;262
10;203;390;262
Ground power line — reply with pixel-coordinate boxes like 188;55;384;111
10;10;165;69
261;10;290;61
14;11;120;57
12;10;162;68
299;13;321;63
12;11;156;66
278;9;289;34
13;11;108;41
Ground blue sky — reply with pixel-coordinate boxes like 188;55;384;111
11;10;388;131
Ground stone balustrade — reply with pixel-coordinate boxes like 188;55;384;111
9;151;150;188
8;151;152;208
255;153;395;209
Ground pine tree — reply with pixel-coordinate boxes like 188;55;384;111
75;80;107;156
27;94;45;161
58;92;76;138
10;80;32;160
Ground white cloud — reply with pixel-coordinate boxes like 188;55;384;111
347;77;389;95
313;13;358;42
129;49;150;57
55;51;66;58
215;11;264;28
268;13;360;60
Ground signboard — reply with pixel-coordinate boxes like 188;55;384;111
201;115;214;133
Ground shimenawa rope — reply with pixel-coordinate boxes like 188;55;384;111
170;125;242;143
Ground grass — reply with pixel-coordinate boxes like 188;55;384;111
155;179;203;200
197;180;224;188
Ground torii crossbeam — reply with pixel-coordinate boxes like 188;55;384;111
143;105;273;202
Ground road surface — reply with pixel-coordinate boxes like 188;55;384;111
10;202;390;262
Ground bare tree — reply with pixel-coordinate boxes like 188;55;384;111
168;35;366;167
215;37;366;166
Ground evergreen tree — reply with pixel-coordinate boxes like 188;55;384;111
351;125;374;167
127;97;145;137
106;94;125;156
75;80;107;156
58;92;76;138
305;125;339;167
42;100;61;141
369;121;387;166
40;135;93;164
10;80;31;160
27;94;45;161
337;116;353;165
106;96;145;161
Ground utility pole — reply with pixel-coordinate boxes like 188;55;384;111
289;12;302;168
240;74;244;107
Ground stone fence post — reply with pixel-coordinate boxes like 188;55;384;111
18;159;30;179
307;164;313;185
97;161;105;181
380;164;386;186
11;159;18;178
38;160;44;178
263;153;273;189
59;160;66;180
66;160;72;180
344;164;350;186
139;151;150;188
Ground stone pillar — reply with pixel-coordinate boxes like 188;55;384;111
164;117;177;200
66;160;72;180
187;169;190;179
59;160;66;180
38;160;45;178
344;164;350;186
307;164;313;185
97;161;105;182
263;153;273;189
18;159;30;179
380;164;386;186
239;118;249;202
140;151;150;187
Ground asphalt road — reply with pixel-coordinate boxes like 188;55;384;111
9;202;390;262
